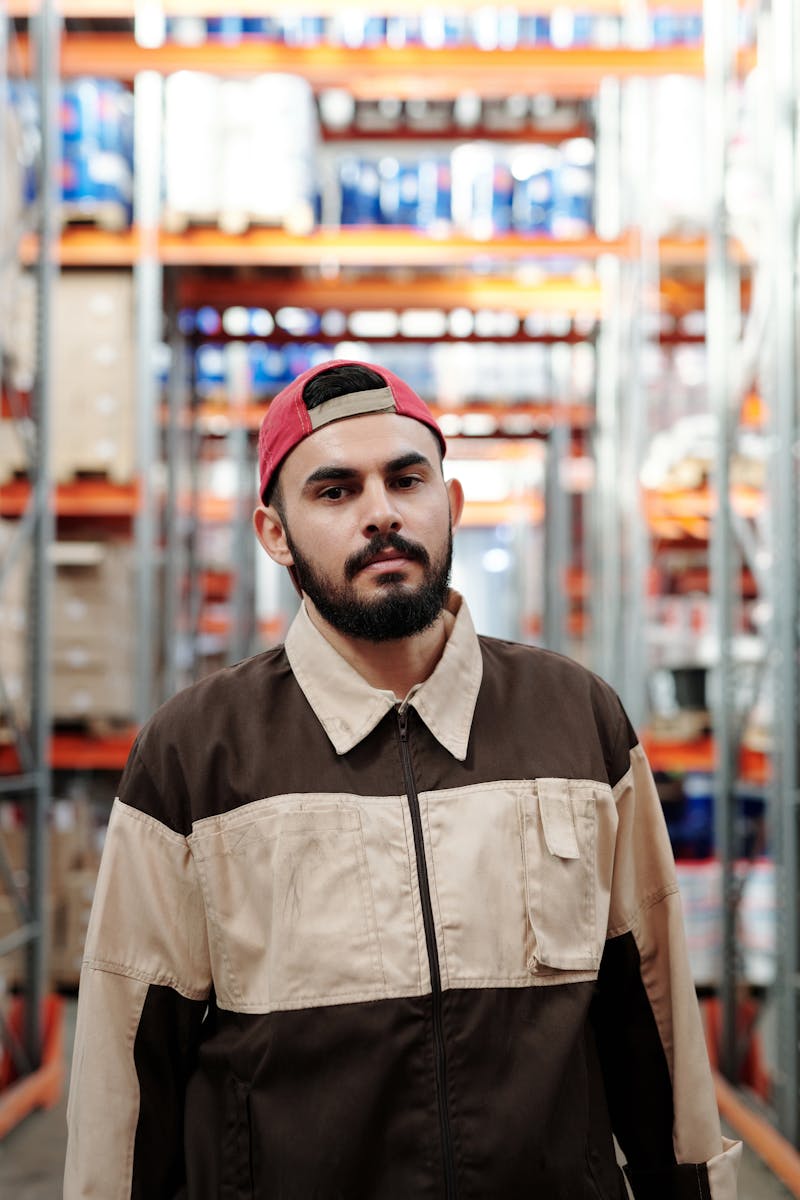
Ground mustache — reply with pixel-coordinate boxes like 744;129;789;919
345;532;430;581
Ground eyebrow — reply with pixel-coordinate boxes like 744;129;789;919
302;452;432;491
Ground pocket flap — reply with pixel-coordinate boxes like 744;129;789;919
537;779;580;860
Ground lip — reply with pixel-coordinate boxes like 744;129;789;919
361;554;414;573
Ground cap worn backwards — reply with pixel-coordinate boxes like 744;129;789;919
257;359;447;504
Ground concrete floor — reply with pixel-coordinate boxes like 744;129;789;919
0;1001;795;1199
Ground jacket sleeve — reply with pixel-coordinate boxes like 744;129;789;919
590;723;741;1200
64;744;212;1199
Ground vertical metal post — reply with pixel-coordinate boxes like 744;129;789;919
592;80;624;689
704;0;739;1081
768;0;800;1145
543;420;569;656
227;339;255;665
161;272;184;702
133;71;163;723
617;73;652;732
25;0;58;1067
187;349;203;682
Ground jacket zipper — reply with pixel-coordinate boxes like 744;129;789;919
397;707;458;1200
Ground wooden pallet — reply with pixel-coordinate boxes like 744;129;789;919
59;201;130;234
162;201;315;237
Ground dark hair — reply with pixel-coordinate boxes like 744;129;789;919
265;364;386;509
301;363;387;411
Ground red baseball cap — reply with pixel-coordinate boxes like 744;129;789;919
257;359;447;503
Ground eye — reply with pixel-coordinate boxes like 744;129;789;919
319;485;350;501
393;474;422;490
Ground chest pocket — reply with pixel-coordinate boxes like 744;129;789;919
192;803;385;1010
520;779;615;975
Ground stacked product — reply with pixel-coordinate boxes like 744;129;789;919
61;79;134;229
335;139;595;236
52;271;136;483
0;272;135;486
9;79;134;228
51;540;136;723
191;337;596;411
0;796;104;988
166;12;705;48
163;73;319;234
0;272;136;482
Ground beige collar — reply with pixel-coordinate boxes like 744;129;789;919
284;590;483;761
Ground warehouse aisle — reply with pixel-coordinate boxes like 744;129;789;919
0;1002;795;1199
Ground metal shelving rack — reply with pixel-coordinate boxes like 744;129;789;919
0;0;58;1110
764;0;800;1146
1;0;798;1151
705;0;741;1088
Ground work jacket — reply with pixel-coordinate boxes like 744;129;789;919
65;592;740;1199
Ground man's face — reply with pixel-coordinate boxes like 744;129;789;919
256;413;463;643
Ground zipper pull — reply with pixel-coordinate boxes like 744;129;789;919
397;706;408;740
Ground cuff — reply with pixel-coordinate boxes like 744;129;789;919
625;1139;741;1200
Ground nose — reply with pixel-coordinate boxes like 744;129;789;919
361;479;402;536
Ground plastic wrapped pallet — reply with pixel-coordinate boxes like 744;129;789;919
164;72;318;233
163;71;224;229
241;73;319;232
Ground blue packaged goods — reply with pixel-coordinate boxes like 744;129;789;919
552;139;594;237
417;158;451;230
378;157;424;226
518;16;551;45
511;146;557;234
60;80;134;226
338;158;382;225
195;344;227;401
492;162;515;233
281;15;325;45
206;16;244;41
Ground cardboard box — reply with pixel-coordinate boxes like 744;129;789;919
51;272;136;483
51;663;134;722
49;539;137;721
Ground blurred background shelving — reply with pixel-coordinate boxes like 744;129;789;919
1;2;799;1185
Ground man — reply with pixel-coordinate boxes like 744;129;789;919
65;359;740;1198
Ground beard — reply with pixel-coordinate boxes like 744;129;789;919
285;524;453;643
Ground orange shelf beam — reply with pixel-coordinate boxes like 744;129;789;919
0;728;137;773
190;400;595;434
0;480;140;518
17;35;709;96
0;995;65;1140
714;1073;800;1200
50;728;138;771
645;485;764;522
642;733;769;786
22;226;744;276
20;228;142;269
160;227;627;269
175;271;600;313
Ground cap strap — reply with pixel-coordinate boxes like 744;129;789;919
307;386;396;429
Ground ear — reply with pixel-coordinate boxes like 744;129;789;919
446;477;465;531
253;505;294;567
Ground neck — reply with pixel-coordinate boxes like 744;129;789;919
304;598;449;699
